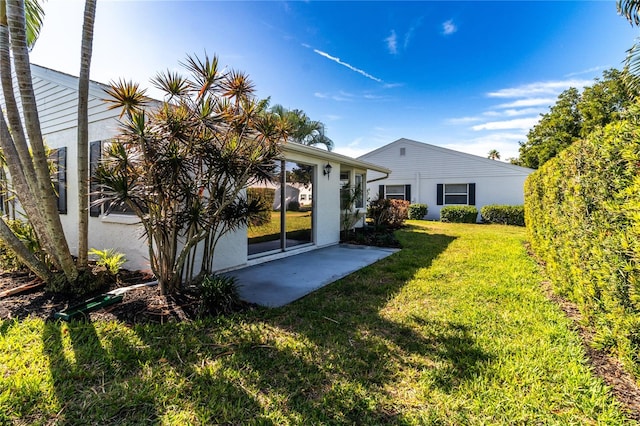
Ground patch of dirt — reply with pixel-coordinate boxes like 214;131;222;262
0;269;208;325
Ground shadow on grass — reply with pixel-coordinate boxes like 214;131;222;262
34;227;491;424
222;230;494;423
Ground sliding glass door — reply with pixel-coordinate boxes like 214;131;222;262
247;160;314;256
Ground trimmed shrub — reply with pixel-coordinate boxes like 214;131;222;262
408;203;428;220
480;204;525;226
368;198;409;229
525;105;640;378
440;206;478;223
287;200;300;211
247;187;275;227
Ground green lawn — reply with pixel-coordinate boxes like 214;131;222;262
248;211;312;244
0;221;633;424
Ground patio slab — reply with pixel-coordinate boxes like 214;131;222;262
226;244;400;307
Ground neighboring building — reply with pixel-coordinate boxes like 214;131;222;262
358;138;534;221
1;64;389;272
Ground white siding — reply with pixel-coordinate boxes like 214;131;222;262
360;138;534;221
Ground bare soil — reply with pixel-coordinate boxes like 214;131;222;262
0;269;203;325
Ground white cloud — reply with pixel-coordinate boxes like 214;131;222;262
385;30;398;55
472;117;540;131
484;108;542;117
565;66;608;77
313;49;383;83
488;79;592;98
442;19;457;35
333;145;371;158
441;132;525;160
496;98;555;108
325;114;342;121
404;17;423;49
446;116;482;125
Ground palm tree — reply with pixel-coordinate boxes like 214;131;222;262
0;0;78;284
618;0;640;92
77;0;97;269
100;54;287;294
270;104;334;151
487;149;501;160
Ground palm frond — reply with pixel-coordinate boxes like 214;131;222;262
181;53;222;100
151;70;190;101
618;0;640;25
103;79;148;118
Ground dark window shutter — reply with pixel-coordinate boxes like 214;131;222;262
89;141;102;217
468;183;476;205
56;147;67;214
405;185;411;202
379;185;385;200
437;184;443;205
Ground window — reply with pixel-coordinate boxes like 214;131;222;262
437;183;476;205
50;147;67;214
400;147;406;156
90;140;136;217
379;184;411;201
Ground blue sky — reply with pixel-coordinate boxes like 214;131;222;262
30;0;639;160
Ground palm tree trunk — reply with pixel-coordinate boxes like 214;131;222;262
77;0;96;269
5;0;77;282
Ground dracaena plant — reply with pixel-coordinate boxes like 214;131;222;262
97;54;289;295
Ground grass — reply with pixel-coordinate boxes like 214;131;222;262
0;221;634;424
248;211;312;244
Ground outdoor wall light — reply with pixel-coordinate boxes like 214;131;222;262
323;162;332;179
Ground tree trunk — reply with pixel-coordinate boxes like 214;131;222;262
4;0;78;282
77;0;96;269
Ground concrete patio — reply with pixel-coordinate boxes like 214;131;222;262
226;244;400;307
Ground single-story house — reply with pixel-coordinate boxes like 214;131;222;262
1;64;390;272
358;138;534;221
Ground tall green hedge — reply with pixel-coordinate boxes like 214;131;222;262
525;107;640;379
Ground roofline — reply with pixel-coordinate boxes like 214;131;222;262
283;142;391;174
359;137;534;173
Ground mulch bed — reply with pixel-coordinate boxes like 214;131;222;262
0;269;203;325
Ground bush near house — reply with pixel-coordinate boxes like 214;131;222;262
480;205;525;226
368;198;409;229
408;203;428;220
525;105;640;379
247;187;275;227
440;206;478;223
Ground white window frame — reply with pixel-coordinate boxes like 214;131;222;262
384;184;407;200
444;183;469;205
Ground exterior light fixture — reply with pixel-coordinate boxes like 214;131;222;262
323;162;332;179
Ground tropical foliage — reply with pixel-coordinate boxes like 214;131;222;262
269;104;334;151
97;54;287;294
525;104;640;378
517;69;636;169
